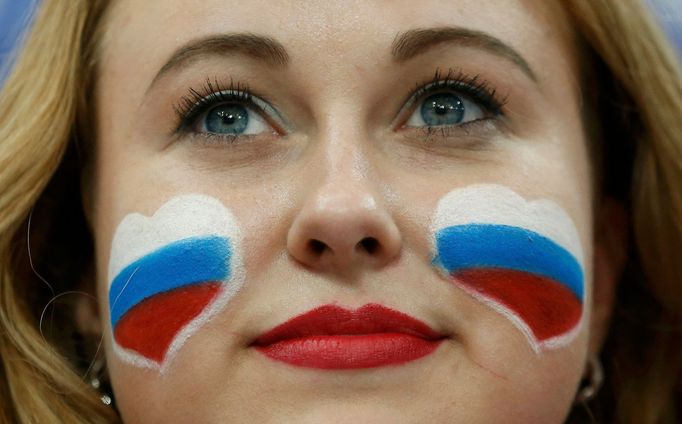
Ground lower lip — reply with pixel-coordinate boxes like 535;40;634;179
255;333;443;369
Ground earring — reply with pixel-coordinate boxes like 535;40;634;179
88;356;113;406
574;354;604;404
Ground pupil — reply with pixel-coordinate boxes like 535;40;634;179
206;104;248;134
220;111;236;124
420;93;464;126
435;103;449;115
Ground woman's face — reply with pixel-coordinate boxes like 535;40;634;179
91;0;596;422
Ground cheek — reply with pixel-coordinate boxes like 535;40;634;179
430;184;586;353
105;194;245;370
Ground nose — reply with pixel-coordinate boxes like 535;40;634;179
287;179;402;274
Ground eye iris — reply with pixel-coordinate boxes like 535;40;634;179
205;104;248;134
420;93;464;126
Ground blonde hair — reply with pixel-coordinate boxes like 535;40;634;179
564;2;682;422
0;0;679;422
0;0;117;422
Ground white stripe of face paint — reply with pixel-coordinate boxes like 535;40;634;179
108;194;241;284
107;194;244;371
431;184;585;265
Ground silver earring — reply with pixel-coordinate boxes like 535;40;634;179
575;355;604;404
88;356;113;406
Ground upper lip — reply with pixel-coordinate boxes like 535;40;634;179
252;303;445;346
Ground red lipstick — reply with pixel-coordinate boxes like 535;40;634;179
252;303;445;369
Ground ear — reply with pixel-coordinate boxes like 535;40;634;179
74;290;103;338
589;197;628;354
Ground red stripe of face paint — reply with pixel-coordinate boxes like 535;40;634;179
256;334;442;369
453;269;582;342
113;282;221;363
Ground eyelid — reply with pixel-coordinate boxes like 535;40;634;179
393;70;507;129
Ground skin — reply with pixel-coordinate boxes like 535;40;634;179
85;0;625;422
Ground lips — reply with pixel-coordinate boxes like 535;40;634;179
252;303;445;369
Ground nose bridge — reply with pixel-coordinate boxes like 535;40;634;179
286;124;401;275
311;110;379;210
324;125;371;186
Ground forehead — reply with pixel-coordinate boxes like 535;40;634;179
100;0;576;88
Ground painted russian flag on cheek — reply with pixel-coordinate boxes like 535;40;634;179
432;185;585;352
107;195;243;369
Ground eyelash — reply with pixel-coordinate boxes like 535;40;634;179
407;67;506;118
173;77;266;134
172;68;507;137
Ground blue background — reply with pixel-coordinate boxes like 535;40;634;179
650;0;682;53
0;0;37;82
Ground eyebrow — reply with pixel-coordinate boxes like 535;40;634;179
148;33;289;90
148;26;536;92
391;27;537;82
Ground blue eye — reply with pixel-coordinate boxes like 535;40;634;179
198;102;270;135
420;93;464;125
406;92;485;128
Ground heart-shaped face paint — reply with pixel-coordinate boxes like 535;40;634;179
107;194;243;370
431;184;585;353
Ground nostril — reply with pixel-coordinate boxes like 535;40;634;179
357;237;379;254
308;239;327;255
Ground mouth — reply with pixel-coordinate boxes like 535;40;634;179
251;303;446;370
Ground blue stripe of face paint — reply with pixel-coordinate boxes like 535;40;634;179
109;235;231;327
434;224;584;300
